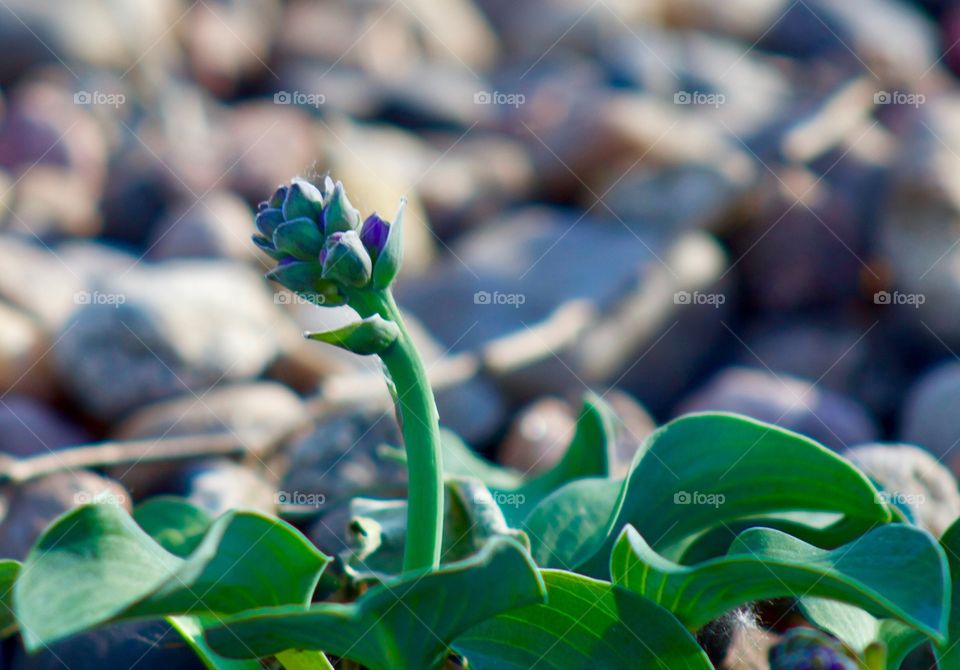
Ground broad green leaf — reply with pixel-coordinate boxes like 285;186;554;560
801;599;927;670
15;503;328;650
276;650;336;670
494;392;617;524
455;570;712;670
134;497;214;557
204;537;546;670
134;501;262;670
935;519;960;667
524;477;622;568
168;616;264;670
677;512;860;563
525;413;891;570
0;559;18;638
610;524;948;641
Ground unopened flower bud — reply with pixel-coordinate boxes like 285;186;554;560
323;181;361;234
371;199;405;290
283;178;325;222
360;213;389;262
268;184;288;209
254;208;284;238
265;260;347;306
272;217;324;261
322;231;372;287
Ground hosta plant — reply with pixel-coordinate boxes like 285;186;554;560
3;177;959;670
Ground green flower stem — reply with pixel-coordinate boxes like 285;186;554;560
349;288;444;572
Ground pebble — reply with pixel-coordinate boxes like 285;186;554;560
53;260;293;421
0;303;50;398
740;318;909;421
0;471;130;560
113;381;307;444
0;80;107;192
107;381;307;496
730;170;870;311
0;396;87;458
281;407;406;509
676;366;878;450
6;166;101;239
417;133;535;236
498;398;576;476
597;164;749;237
0;236;142;332
845;443;960;537
9;620;206;670
182;0;279;96
880;96;960;346
397;207;729;414
222;102;321;202
177;459;277;517
901;362;960;466
147;191;258;263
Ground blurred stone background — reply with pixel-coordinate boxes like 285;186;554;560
1;0;960;667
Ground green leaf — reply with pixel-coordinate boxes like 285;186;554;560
611;524;948;641
306;315;400;356
204;537;546;670
132;501;265;670
454;570;713;670
494;392;617;524
935;519;960;666
134;497;213;557
801;599;927;670
524;413;891;571
423;394;617;523
15;503;329;650
0;559;19;639
275;650;336;670
676;512;861;564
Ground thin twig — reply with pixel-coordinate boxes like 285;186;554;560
0;430;288;485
